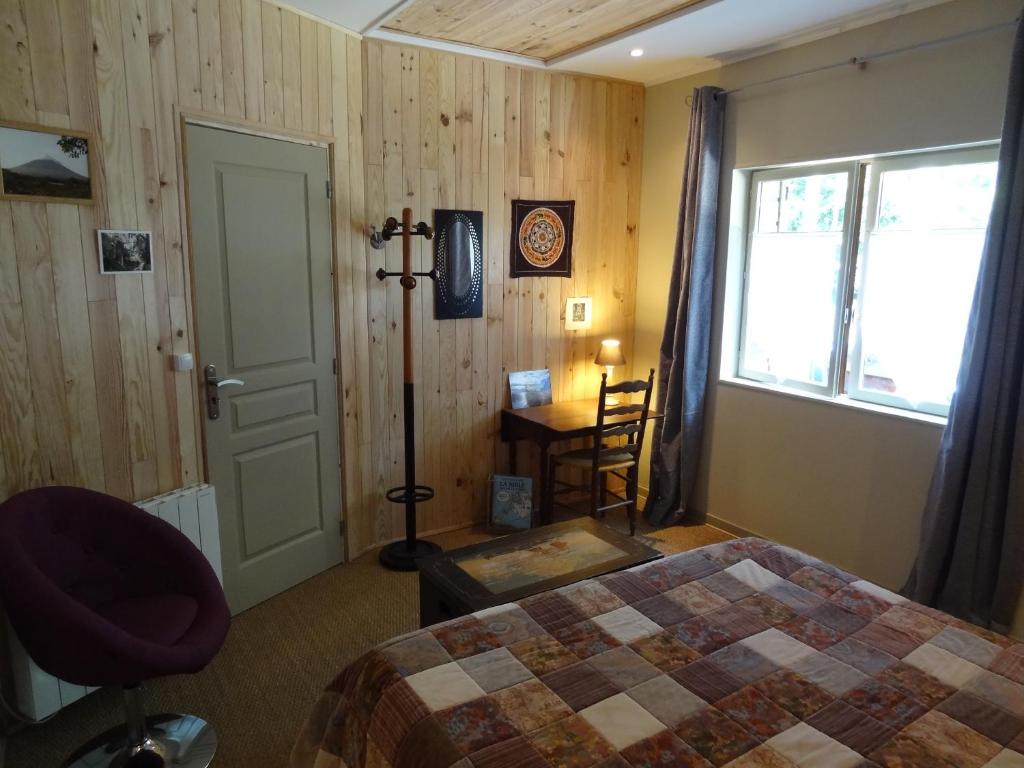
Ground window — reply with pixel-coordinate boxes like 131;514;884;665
737;146;998;416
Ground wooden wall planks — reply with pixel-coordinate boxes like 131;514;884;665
0;0;643;563
361;39;644;549
0;0;363;534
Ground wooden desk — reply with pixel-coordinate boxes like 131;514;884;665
500;399;661;525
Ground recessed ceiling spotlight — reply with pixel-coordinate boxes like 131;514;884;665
630;48;644;58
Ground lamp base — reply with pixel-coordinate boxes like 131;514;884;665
605;365;618;405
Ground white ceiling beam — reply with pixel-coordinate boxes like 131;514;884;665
366;28;548;69
361;0;420;35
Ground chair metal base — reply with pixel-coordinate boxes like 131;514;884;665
64;714;217;768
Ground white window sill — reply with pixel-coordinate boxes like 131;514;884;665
717;376;949;428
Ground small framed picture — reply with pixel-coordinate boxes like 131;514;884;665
97;230;153;274
508;369;553;409
565;296;592;330
0;121;93;205
488;475;533;533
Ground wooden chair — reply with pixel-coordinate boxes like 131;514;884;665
544;368;656;535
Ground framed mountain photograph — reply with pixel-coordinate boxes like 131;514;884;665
0;121;93;205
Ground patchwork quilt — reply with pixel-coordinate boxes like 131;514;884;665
291;537;1024;768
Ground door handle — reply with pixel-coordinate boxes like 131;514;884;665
204;364;244;420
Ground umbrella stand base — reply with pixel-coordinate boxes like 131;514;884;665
379;539;443;571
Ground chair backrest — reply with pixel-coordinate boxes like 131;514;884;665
592;368;656;466
0;487;216;609
0;486;231;687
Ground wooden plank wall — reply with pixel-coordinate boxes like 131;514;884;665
0;0;364;526
0;0;643;564
360;40;644;551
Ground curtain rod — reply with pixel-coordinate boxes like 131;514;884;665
714;16;1020;99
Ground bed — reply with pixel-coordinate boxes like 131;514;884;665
291;537;1024;768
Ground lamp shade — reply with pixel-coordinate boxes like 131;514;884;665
595;339;626;367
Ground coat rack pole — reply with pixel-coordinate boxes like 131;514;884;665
377;207;441;571
400;207;416;553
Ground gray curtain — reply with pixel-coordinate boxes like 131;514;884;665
646;86;726;526
902;19;1024;632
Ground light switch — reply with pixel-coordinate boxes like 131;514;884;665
173;353;194;372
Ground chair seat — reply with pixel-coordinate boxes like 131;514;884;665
553;447;636;470
96;593;199;646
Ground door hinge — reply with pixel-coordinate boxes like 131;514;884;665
326;180;332;199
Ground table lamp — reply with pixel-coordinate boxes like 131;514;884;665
595;339;626;404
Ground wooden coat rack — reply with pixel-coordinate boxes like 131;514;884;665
372;208;442;571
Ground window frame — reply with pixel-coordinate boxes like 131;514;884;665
735;145;999;417
737;161;862;397
844;145;999;416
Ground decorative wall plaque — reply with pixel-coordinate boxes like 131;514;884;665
434;209;483;319
510;199;574;278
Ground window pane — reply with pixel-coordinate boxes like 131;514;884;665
876;163;996;231
851;160;997;410
742;172;848;386
756;174;847;234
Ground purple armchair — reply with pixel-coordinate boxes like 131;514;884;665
0;487;230;768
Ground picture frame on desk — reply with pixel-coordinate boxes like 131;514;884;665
508;368;553;409
488;475;533;533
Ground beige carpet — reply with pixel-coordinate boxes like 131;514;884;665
2;518;731;768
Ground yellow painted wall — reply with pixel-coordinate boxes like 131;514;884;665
633;0;1021;636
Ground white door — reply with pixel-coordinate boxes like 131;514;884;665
186;124;342;614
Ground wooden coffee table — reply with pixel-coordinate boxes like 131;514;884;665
417;518;662;627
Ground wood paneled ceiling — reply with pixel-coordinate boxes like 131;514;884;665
382;0;708;60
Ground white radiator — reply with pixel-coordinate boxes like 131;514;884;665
7;484;223;721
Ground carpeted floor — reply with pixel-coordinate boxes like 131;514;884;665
2;517;731;768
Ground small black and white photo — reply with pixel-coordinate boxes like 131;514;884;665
564;296;592;330
97;230;153;274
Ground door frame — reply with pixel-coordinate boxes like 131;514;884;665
174;108;348;556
